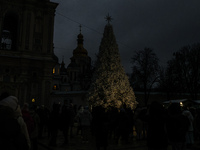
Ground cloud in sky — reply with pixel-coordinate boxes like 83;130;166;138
51;0;200;73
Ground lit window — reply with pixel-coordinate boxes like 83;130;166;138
53;67;55;74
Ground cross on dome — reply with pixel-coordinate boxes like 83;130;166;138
79;24;82;33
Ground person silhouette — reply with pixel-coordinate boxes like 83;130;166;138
146;101;168;150
166;103;190;150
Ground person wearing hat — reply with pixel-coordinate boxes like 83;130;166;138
0;92;30;150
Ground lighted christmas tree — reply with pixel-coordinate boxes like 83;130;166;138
88;15;137;111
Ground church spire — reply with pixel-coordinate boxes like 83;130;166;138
60;56;65;69
77;25;83;45
73;25;88;56
79;24;82;33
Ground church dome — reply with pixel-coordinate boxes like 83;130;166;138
73;33;88;56
78;33;83;39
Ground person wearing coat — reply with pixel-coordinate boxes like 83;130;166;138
79;106;92;143
0;92;31;150
166;103;190;150
145;101;168;150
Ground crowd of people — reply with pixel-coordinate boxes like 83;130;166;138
0;92;200;150
134;101;200;150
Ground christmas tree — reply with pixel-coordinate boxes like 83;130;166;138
88;15;137;111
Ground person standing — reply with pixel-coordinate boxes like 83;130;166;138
48;103;60;147
79;106;92;143
182;107;194;148
29;105;40;150
92;106;109;150
21;103;35;138
166;103;190;150
194;108;200;141
75;105;84;136
0;92;30;150
145;101;168;150
60;99;75;145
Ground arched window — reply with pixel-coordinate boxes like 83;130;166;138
1;12;19;50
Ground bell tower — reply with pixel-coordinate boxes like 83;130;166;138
67;25;92;91
0;0;58;106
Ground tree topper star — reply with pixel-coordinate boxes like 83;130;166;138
105;14;113;24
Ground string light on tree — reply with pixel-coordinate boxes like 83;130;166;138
88;15;137;111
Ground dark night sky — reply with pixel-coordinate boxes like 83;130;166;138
51;0;200;73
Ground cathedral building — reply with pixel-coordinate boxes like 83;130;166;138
51;28;92;108
0;0;58;106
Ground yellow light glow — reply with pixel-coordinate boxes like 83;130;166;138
53;67;55;74
53;85;57;90
180;102;183;107
32;98;35;103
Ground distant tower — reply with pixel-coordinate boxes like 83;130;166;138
0;0;58;106
51;26;92;107
66;25;92;91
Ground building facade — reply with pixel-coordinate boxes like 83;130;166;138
51;30;92;108
0;0;58;106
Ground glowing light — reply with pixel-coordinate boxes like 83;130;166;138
180;102;183;107
53;67;55;74
32;98;35;103
53;85;57;90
